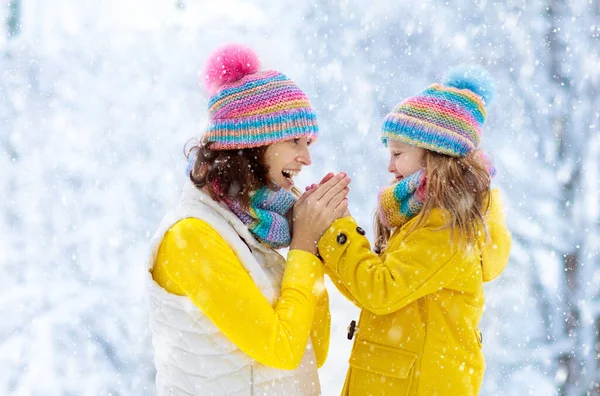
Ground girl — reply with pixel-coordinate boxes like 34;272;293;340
146;44;350;395
299;65;511;395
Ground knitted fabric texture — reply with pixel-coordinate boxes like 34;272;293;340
381;65;494;157
202;45;318;150
378;170;427;229
213;180;297;249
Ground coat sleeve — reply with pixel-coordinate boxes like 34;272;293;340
323;260;367;310
153;218;324;370
481;188;512;282
317;216;462;316
310;288;330;368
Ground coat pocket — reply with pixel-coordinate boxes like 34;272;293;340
346;339;418;396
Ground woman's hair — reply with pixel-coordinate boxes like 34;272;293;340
185;139;271;209
374;149;491;253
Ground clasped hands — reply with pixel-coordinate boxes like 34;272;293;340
290;172;351;255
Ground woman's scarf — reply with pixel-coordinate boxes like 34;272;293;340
214;180;296;249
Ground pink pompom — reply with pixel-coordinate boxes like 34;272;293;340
202;44;260;95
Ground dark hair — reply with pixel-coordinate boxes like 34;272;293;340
185;139;270;209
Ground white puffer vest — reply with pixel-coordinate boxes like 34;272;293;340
147;182;320;396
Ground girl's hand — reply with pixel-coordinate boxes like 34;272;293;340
291;173;351;255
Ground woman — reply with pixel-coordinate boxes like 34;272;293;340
146;44;350;395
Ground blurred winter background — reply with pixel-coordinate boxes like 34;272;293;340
1;0;599;394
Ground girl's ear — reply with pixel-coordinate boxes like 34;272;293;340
421;149;430;168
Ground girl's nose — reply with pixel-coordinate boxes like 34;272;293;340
387;157;395;173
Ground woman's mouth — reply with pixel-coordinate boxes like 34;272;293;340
282;169;300;185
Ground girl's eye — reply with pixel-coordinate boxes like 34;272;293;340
393;152;401;157
292;138;300;144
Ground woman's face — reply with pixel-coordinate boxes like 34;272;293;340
264;137;313;191
387;140;426;182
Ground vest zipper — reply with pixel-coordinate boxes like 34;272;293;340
250;364;254;396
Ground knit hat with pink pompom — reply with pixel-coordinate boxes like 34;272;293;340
201;44;319;150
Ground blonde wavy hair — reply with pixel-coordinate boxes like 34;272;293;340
374;149;492;254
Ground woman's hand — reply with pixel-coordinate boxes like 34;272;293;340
305;172;352;218
291;173;351;255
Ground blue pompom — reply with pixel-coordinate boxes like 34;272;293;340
443;64;495;105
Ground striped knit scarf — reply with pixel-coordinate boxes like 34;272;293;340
213;180;296;249
377;170;427;229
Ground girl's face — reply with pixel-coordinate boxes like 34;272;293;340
387;140;426;182
264;137;313;191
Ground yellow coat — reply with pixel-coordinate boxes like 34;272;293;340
152;218;330;370
318;189;511;396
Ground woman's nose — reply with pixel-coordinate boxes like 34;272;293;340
298;146;312;166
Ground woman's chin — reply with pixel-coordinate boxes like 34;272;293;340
281;180;294;191
272;176;294;191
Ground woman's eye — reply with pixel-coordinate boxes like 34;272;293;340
393;152;401;157
292;138;300;144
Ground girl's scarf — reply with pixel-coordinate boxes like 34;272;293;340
376;150;495;229
377;169;427;229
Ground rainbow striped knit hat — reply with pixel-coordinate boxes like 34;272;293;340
201;44;318;150
381;65;495;157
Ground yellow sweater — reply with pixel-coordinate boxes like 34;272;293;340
152;218;330;370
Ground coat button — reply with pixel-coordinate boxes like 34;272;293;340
356;226;365;235
347;320;357;340
337;233;347;245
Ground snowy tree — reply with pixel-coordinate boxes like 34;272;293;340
543;0;600;394
299;1;599;394
5;0;20;39
1;0;599;394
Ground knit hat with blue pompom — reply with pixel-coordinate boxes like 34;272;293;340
381;64;495;157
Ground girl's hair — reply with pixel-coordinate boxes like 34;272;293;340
374;149;491;253
185;139;271;209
